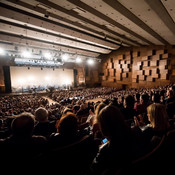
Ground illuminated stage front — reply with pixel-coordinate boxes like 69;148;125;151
10;66;74;92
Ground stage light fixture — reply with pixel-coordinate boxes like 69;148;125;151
44;52;52;59
22;50;31;58
87;58;94;65
62;54;68;61
76;57;82;63
0;47;5;55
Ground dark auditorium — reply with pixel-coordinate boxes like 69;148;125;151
0;0;175;174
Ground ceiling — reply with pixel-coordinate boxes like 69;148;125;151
0;0;175;66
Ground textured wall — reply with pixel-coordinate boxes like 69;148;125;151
100;46;175;89
0;66;5;92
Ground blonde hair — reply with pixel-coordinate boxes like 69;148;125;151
147;103;170;131
93;102;107;125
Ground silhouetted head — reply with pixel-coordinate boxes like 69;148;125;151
11;112;35;137
34;107;48;122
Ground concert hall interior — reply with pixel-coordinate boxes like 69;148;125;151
0;1;175;174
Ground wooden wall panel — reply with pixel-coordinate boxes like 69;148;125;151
160;74;168;80
139;75;146;81
0;66;4;86
102;76;107;81
162;53;169;59
150;60;159;66
101;46;175;89
147;77;155;82
145;69;151;75
156;50;165;55
109;69;115;76
104;69;109;76
143;61;150;67
141;56;149;61
152;55;160;60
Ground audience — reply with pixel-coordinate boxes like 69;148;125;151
87;104;144;175
134;103;171;154
48;112;86;148
0;112;47;164
33;107;56;139
121;95;137;126
134;93;151;125
0;83;175;174
165;89;175;104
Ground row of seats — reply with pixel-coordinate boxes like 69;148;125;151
116;129;175;175
34;134;99;175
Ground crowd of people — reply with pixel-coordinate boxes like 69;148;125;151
0;84;175;174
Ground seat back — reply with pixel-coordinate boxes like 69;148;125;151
40;134;98;174
118;135;166;175
162;129;175;170
165;129;175;152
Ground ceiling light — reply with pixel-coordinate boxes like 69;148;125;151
72;7;86;14
0;48;5;55
87;58;94;65
76;57;82;63
21;50;31;58
62;54;68;61
44;52;52;59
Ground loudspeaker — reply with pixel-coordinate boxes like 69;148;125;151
3;66;12;93
73;69;77;87
99;73;104;76
74;69;78;75
85;65;88;76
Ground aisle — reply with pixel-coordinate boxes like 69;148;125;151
42;96;58;105
86;97;104;103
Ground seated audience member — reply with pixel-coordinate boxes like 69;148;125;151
151;91;161;103
48;112;86;148
159;89;166;104
166;100;175;119
121;95;137;125
33;107;56;139
165;89;175;104
86;102;107;139
88;104;144;175
165;88;175;119
134;103;170;153
134;93;140;108
72;104;80;115
0;112;47;162
134;93;151;124
76;103;90;124
62;106;73;115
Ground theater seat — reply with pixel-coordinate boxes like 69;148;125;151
161;129;175;172
117;135;166;175
37;134;98;175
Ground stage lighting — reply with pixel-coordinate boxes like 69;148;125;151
18;78;25;84
76;57;82;63
28;76;34;81
44;52;52;59
45;76;50;81
22;50;31;58
87;58;94;65
0;48;5;55
62;54;68;61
